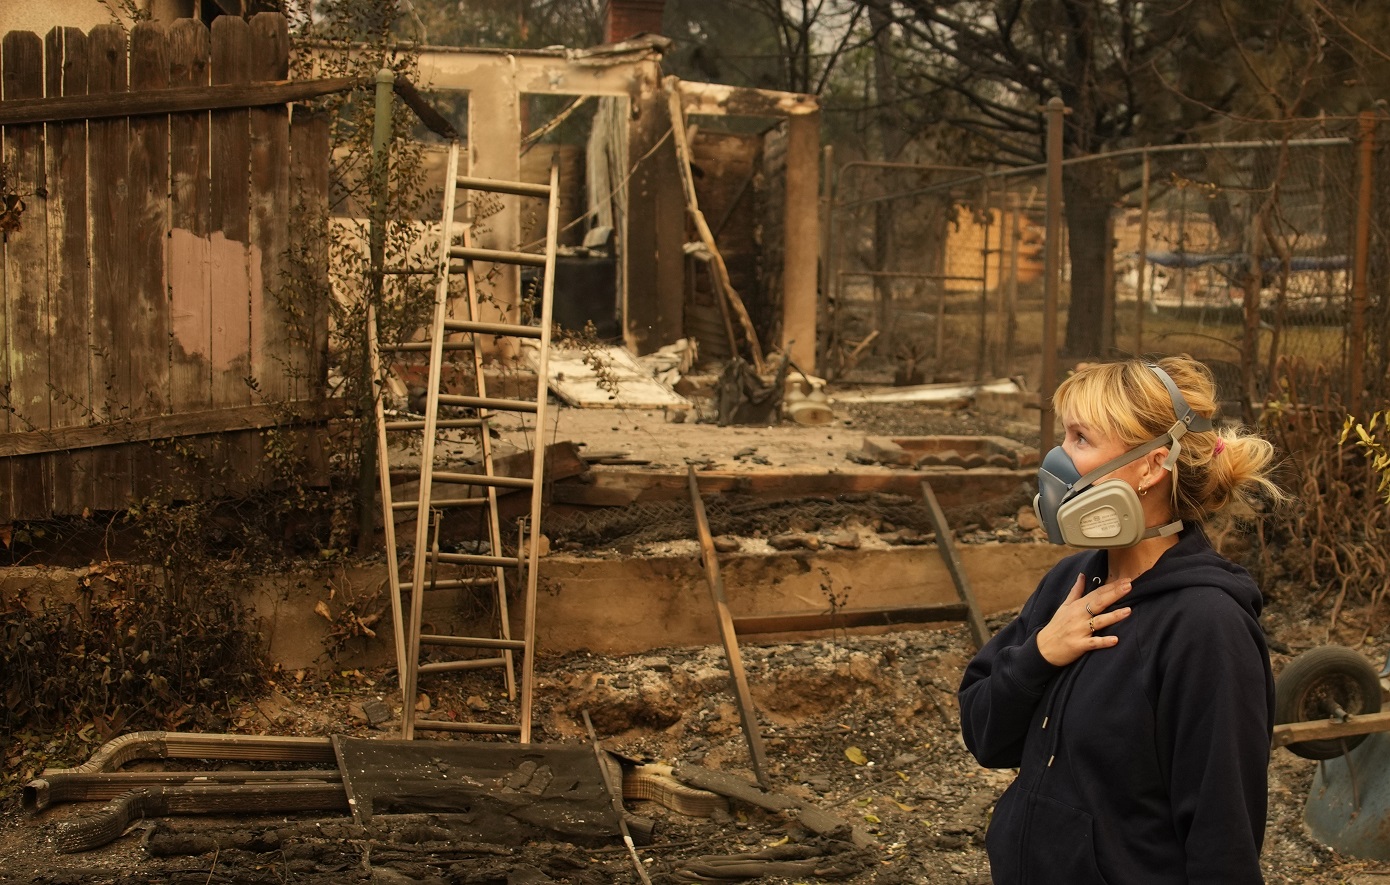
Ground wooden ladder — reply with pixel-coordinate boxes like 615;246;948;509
370;140;559;741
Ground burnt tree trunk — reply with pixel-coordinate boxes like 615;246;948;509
1062;173;1115;359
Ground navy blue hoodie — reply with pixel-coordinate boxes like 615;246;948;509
959;528;1273;884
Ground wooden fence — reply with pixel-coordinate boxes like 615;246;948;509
0;13;335;522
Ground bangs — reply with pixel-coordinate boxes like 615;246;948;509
1053;363;1149;446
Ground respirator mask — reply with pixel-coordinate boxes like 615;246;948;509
1033;364;1213;548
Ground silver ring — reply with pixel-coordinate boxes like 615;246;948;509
1084;601;1095;617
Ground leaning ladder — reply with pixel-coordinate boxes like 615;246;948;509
370;140;559;741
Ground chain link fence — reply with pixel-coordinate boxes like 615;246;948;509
825;117;1389;413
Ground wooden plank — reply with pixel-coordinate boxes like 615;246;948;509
209;16;255;494
921;480;990;649
168;19;212;410
167;19;214;500
550;467;1033;507
687;466;770;789
44;27;93;516
128;22;172;503
86;24;133;511
3;29;54;517
1272;711;1390;749
288;110;330;401
247;12;292;405
0;400;345;457
0;75;359;125
731;602;969;636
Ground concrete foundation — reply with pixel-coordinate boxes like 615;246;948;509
1;542;1059;671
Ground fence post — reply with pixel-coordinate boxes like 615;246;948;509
356;67;396;551
1351;110;1374;418
1135;151;1150;356
1041;97;1066;451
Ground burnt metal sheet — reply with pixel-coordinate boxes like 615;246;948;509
332;737;622;847
1306;730;1390;860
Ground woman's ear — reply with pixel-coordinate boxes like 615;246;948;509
1142;446;1171;486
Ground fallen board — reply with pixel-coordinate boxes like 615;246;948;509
332;737;622;846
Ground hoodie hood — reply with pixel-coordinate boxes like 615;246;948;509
1117;525;1263;619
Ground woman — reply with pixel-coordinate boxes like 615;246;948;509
958;356;1284;885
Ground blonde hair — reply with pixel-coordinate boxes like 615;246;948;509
1053;356;1285;521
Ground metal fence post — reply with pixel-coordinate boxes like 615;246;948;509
1351;110;1374;418
1041;97;1066;451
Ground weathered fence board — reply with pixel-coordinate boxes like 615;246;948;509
208;15;257;496
5;30;53;515
87;24;134;512
129;22;173;498
44;27;93;516
0;14;334;521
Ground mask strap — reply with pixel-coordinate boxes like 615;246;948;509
1068;433;1171;493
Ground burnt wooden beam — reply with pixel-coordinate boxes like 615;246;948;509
688;466;771;789
921;480;991;649
550;467;1033;507
731;602;969;636
392;76;458;140
0;399;346;458
0;76;360;126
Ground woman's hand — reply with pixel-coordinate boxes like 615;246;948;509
1036;574;1133;667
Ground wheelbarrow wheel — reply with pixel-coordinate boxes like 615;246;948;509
1275;645;1383;760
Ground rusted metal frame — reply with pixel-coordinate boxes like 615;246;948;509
54;783;350;854
47;731;337;775
25;769;341;813
686;466;771;789
920;480;991;650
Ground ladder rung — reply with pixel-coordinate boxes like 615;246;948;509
378;341;475;353
432;552;521;569
425;576;498;589
438;394;537;413
441;319;544;340
456;175;551;198
413;719;523;736
421;635;526;651
449;245;547;268
431;472;533;490
391;497;488;510
418;656;510;675
384;418;485;431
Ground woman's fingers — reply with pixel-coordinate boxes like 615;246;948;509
1084;580;1132;615
1092;606;1133;632
1064;573;1087;602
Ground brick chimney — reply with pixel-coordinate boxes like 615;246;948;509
604;0;666;43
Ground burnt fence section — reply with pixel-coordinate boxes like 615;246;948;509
0;13;332;521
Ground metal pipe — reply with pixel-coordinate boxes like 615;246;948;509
1135;152;1150;355
1350;110;1374;417
1041;98;1066;452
